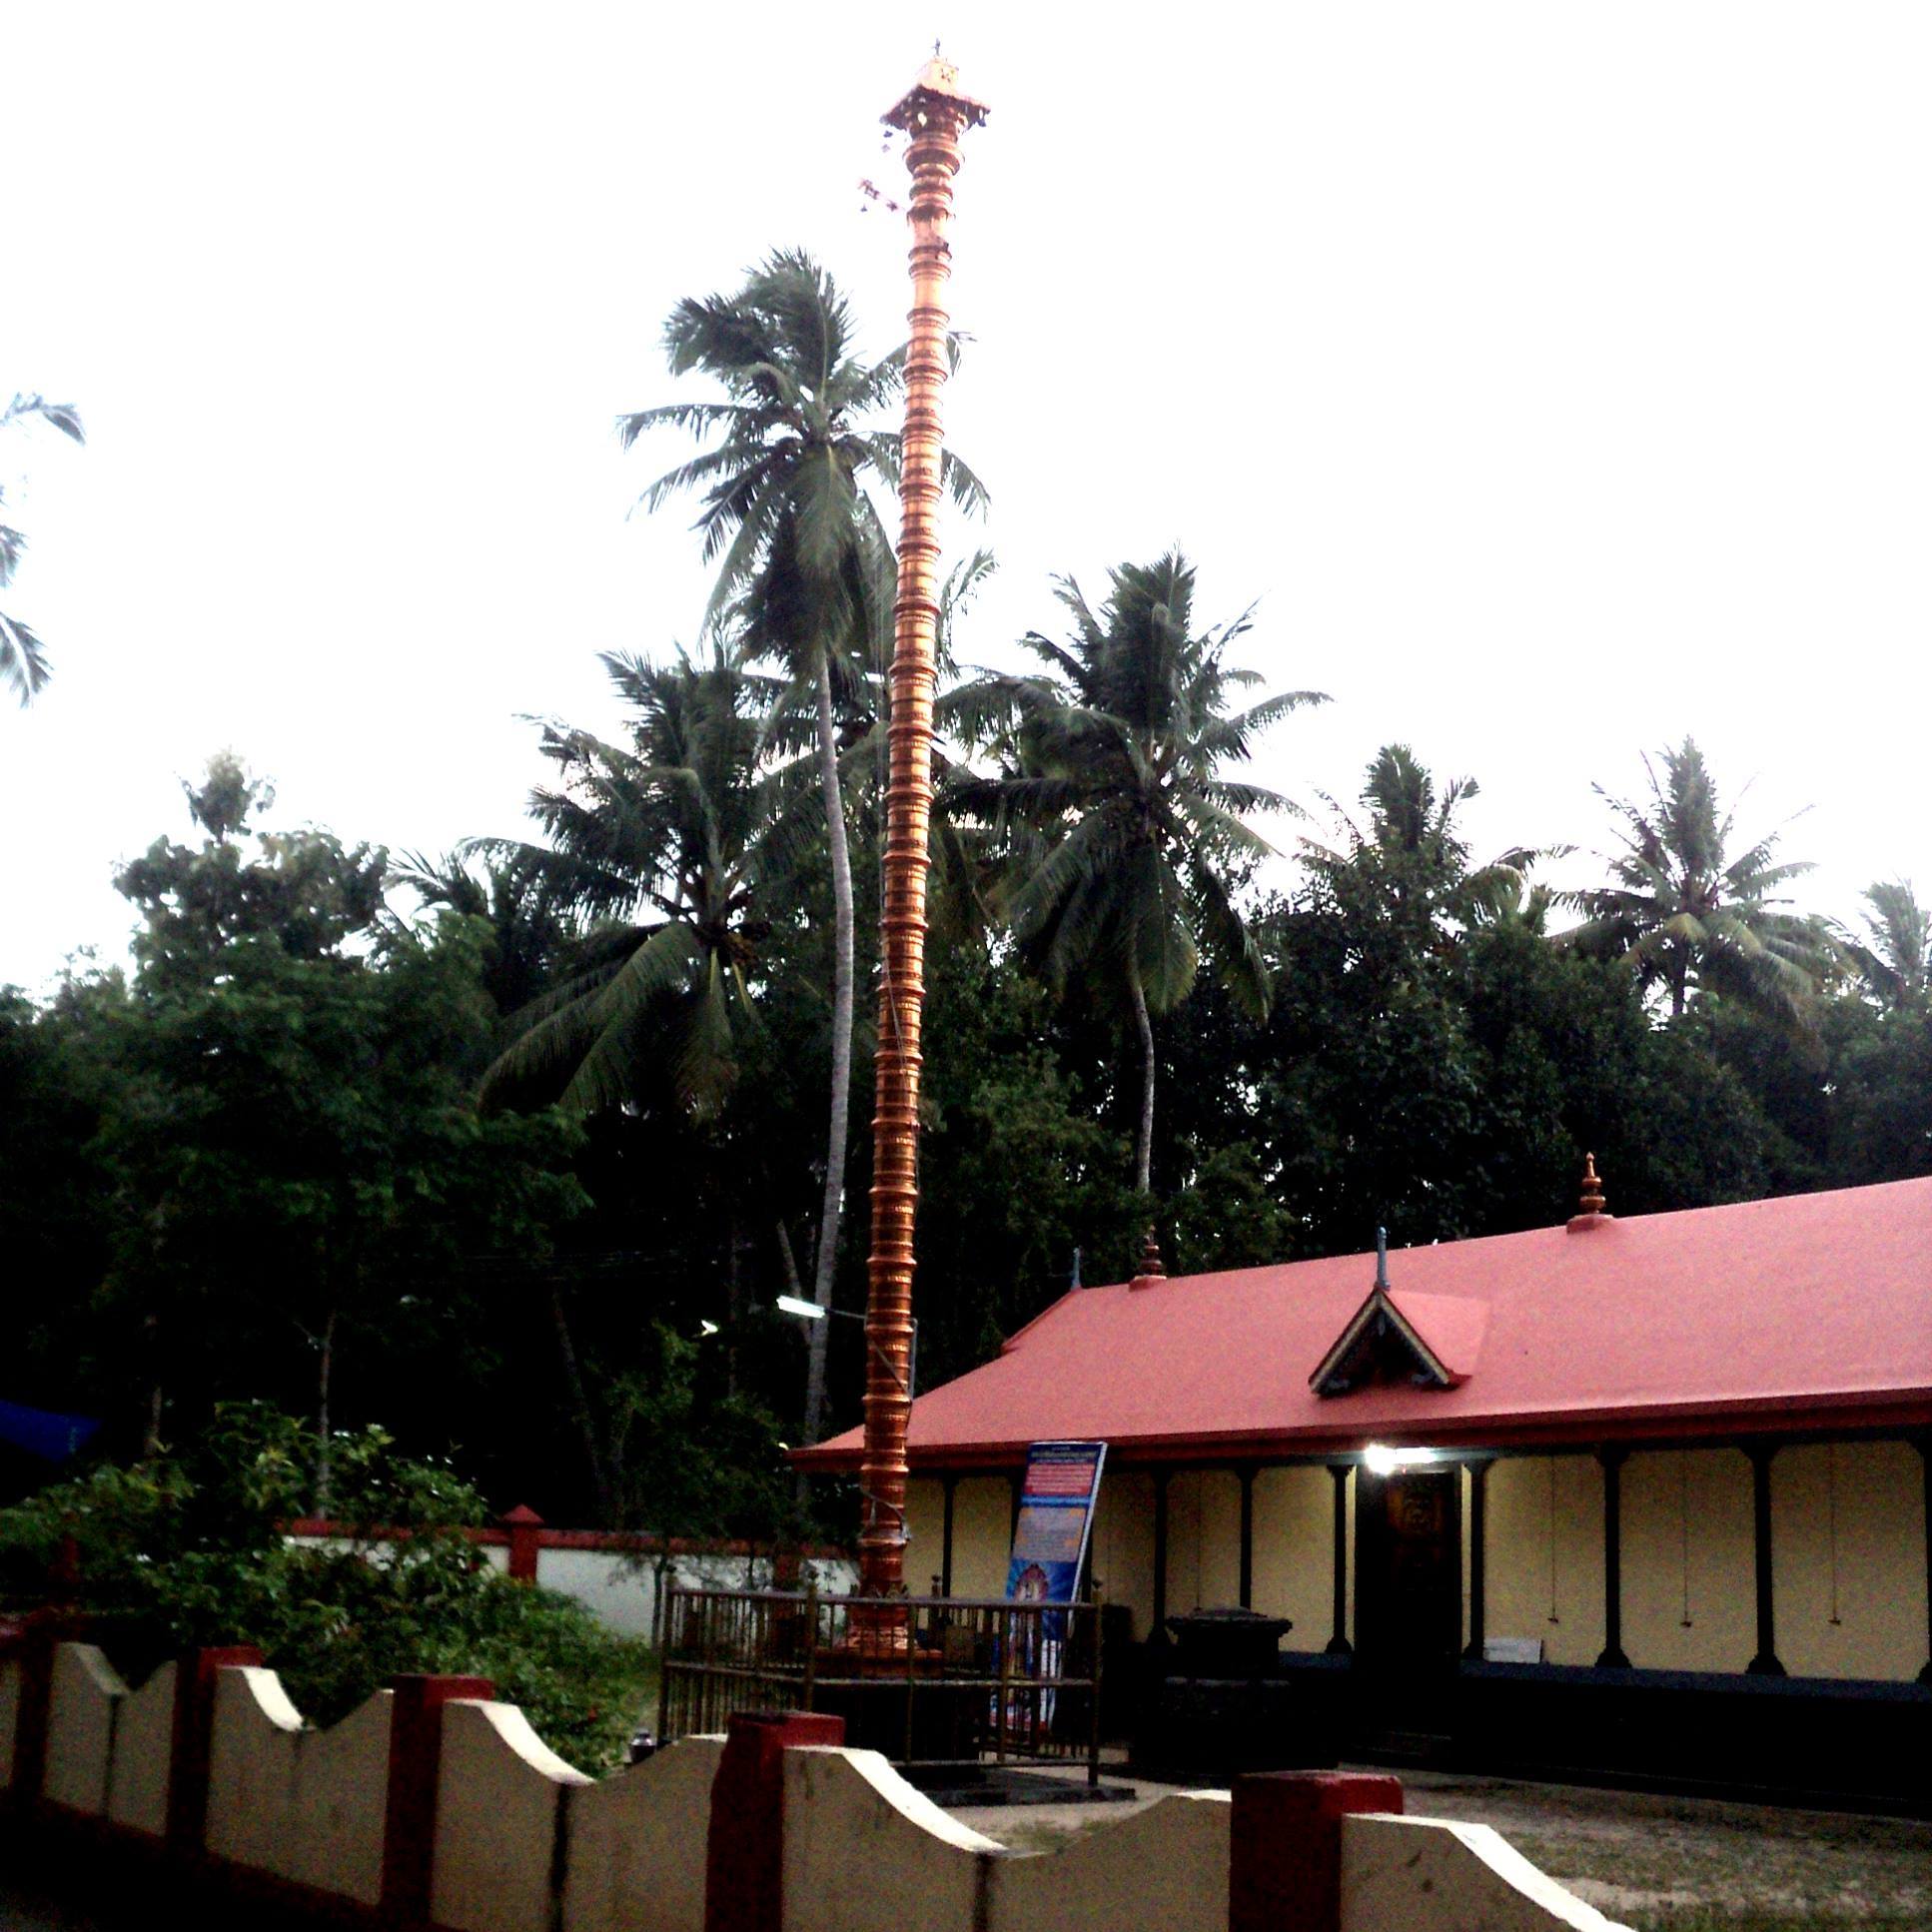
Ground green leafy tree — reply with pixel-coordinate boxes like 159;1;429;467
100;759;585;1503
114;753;386;986
0;393;85;704
913;949;1141;1373
621;252;987;1445
0;982;120;1459
956;552;1326;1195
1559;737;1837;1025
1825;998;1932;1183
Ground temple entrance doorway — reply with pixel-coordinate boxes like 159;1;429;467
1355;1468;1461;1740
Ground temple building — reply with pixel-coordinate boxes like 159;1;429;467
799;1170;1932;1805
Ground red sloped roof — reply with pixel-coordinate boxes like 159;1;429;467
1387;1290;1491;1381
797;1177;1932;1468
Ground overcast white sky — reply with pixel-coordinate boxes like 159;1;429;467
5;2;1928;991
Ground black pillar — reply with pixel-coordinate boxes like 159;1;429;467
1746;1444;1785;1676
1461;1458;1491;1662
1326;1463;1353;1655
1238;1467;1256;1610
1152;1467;1173;1636
940;1474;958;1598
1916;1436;1932;1686
1596;1448;1630;1668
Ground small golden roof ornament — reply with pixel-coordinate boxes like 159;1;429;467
1130;1227;1167;1290
1579;1153;1605;1215
1567;1152;1612;1232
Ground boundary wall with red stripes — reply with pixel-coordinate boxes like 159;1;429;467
0;1618;1629;1932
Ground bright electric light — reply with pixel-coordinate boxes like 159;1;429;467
1364;1445;1440;1474
775;1295;824;1322
698;1320;719;1338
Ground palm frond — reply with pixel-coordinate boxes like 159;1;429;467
0;611;51;705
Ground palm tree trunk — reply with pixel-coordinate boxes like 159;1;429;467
315;1308;337;1516
723;1210;742;1401
1127;956;1157;1197
549;1282;614;1525
802;654;856;1447
143;1310;163;1456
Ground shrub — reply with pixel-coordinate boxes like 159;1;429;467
0;1405;651;1769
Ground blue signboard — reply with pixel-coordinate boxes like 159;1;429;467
0;1399;99;1463
1004;1440;1107;1610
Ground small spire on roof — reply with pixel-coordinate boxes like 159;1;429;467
1567;1152;1613;1232
1129;1227;1166;1290
1375;1225;1390;1291
1579;1153;1605;1216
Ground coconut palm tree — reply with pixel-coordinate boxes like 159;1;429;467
477;646;790;1117
1;393;85;704
389;848;570;1019
1558;737;1836;1024
954;552;1327;1197
1843;880;1932;1007
620;251;985;1445
1301;744;1542;948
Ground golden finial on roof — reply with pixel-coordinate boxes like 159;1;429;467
1130;1227;1167;1289
1567;1152;1613;1232
1579;1152;1605;1217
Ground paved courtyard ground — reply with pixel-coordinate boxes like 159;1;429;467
954;1760;1932;1930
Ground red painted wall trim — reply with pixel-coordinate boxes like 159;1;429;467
1;1610;73;1805
702;1710;845;1932
286;1521;514;1546
501;1507;541;1582
525;1529;851;1557
1229;1771;1404;1932
380;1673;494;1928
283;1521;851;1561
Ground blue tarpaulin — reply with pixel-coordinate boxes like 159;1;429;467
0;1399;101;1461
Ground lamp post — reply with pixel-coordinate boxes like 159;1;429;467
776;1297;919;1402
859;52;987;1601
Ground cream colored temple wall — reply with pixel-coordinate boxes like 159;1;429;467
1772;1441;1927;1682
1488;1444;1927;1681
1485;1454;1605;1666
909;1467;1164;1628
1163;1471;1242;1616
1249;1465;1344;1645
912;1443;1928;1683
949;1476;1015;1598
921;1463;1350;1646
1093;1469;1157;1635
1621;1449;1754;1672
905;1478;945;1593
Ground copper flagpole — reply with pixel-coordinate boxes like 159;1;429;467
858;54;988;1600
